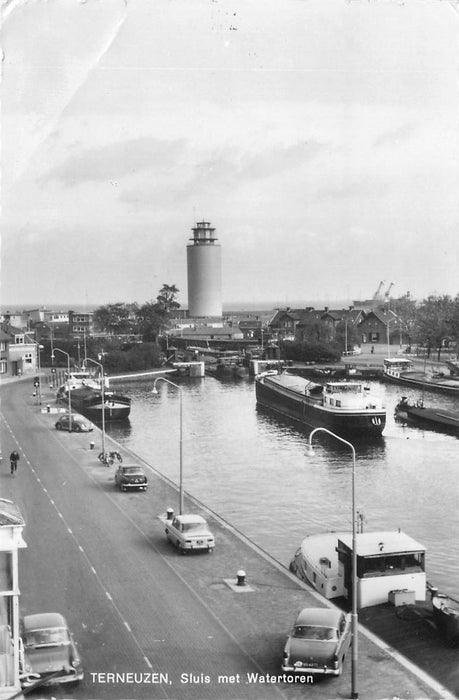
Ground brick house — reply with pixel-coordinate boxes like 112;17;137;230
295;307;364;345
357;309;404;347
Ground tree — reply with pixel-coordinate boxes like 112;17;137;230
137;284;180;342
156;284;180;313
414;295;455;360
391;293;417;344
93;303;139;335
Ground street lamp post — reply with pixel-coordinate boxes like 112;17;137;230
86;357;106;455
386;317;396;358
52;348;72;427
307;427;358;700
152;377;183;514
32;341;44;404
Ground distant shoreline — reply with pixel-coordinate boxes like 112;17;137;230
1;299;353;314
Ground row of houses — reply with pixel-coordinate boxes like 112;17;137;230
1;303;405;378
268;306;406;347
166;305;406;349
0;308;95;378
1;308;94;338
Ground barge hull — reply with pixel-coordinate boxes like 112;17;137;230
255;378;385;436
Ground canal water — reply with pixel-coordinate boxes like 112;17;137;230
106;375;459;599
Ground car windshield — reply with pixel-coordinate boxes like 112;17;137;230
182;522;204;532
293;625;338;641
123;467;142;474
25;627;70;647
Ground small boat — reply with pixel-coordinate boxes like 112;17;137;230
255;370;386;436
395;397;459;435
57;385;131;422
430;588;459;647
206;352;248;379
383;358;459;395
289;529;427;609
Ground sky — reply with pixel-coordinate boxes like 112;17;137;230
1;0;459;311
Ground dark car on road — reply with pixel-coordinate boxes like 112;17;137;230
55;414;94;432
115;464;148;491
21;612;83;687
282;607;351;676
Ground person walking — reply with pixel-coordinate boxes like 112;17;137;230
10;450;20;476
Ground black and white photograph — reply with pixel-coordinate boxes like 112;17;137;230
1;1;458;699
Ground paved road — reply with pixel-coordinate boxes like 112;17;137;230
0;378;454;700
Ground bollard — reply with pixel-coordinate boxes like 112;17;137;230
90;441;95;450
236;570;246;587
166;508;174;520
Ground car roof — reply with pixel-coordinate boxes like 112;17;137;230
23;612;67;630
121;465;145;471
175;514;206;524
59;414;86;421
294;608;342;627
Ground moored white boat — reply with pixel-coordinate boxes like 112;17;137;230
384;358;459;395
290;529;427;609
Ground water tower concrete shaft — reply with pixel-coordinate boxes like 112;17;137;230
187;221;222;317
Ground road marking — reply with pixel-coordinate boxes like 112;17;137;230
0;415;166;689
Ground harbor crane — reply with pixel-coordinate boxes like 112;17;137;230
372;280;385;301
384;282;394;299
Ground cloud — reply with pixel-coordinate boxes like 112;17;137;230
40;137;187;187
374;122;418;148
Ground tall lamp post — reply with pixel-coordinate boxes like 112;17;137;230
86;357;106;455
32;341;44;404
52;348;72;427
307;427;358;700
152;377;183;514
386;317;396;358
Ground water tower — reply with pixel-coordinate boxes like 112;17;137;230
187;221;222;317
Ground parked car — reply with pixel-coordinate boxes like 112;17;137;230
20;612;83;686
55;414;94;432
165;513;215;553
282;607;351;676
114;464;148;491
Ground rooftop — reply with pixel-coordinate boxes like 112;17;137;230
338;530;426;556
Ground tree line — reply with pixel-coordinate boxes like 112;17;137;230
92;284;180;342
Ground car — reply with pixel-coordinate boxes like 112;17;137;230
165;513;215;553
20;612;83;686
282;607;352;676
114;464;148;491
55;414;94;432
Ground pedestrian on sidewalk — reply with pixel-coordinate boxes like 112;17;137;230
10;450;20;475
